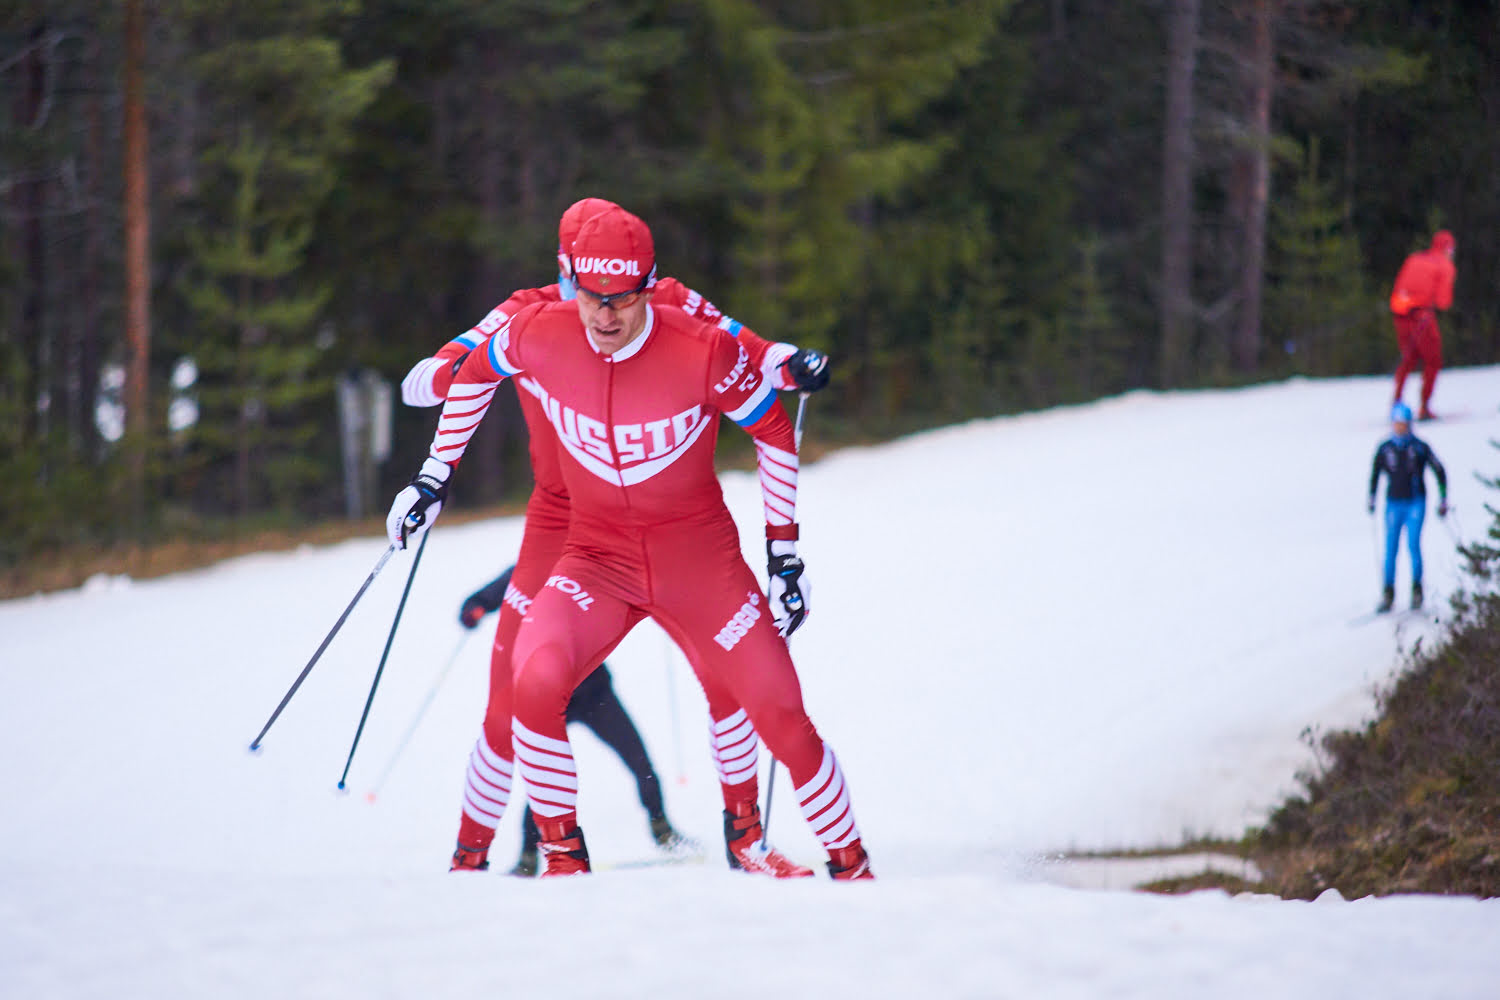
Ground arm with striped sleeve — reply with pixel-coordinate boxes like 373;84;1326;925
710;335;798;537
708;331;809;637
427;307;532;468
385;307;533;549
400;286;559;406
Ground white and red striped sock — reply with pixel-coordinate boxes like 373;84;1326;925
795;744;860;850
709;708;761;808
455;735;512;850
513;717;578;819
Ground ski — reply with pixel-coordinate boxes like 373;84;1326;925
1347;607;1437;628
597;851;708;873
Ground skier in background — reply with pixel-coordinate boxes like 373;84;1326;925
458;565;698;876
1368;402;1448;613
1388;230;1456;420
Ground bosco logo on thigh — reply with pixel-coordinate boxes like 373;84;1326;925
713;591;764;651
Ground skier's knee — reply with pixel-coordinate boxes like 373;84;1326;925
512;641;576;721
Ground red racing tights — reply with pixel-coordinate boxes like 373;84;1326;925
1393;309;1442;415
509;510;862;859
453;493;767;852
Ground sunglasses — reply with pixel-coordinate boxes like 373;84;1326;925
574;270;653;310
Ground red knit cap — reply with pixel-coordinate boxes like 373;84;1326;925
570;205;657;296
558;197;618;255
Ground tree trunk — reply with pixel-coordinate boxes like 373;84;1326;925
77;29;104;457
1159;0;1200;387
1233;0;1276;373
469;42;509;504
123;0;152;526
15;21;48;444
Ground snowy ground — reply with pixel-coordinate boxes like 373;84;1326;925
4;368;1500;997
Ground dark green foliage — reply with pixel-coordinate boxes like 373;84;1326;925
4;0;1500;561
1265;137;1384;376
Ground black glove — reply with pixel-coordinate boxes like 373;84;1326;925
783;349;831;393
1437;499;1449;518
459;595;489;629
1367;497;1376;515
385;457;451;549
767;541;810;638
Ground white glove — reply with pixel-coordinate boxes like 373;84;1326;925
766;540;810;638
386;457;451;548
400;357;447;407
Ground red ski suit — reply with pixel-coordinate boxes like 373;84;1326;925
431;300;860;857
1389;232;1456;414
426;281;793;851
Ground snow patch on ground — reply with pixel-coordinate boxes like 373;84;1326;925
4;368;1500;997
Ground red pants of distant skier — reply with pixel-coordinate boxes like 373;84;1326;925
1393;309;1442;415
454;491;764;852
509;510;862;857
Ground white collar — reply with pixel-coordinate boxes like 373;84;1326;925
588;305;655;363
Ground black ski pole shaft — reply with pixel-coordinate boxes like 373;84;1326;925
338;530;430;790
249;544;397;752
763;391;811;846
364;628;473;802
761;762;778;849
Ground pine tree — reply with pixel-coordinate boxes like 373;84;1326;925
172;7;393;516
1265;137;1379;376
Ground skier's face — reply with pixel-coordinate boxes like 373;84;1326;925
577;287;652;356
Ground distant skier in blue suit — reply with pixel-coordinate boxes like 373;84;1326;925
1367;402;1448;613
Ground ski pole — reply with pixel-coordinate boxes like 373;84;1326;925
1444;506;1465;546
249;543;397;752
338;530;430;790
364;627;473;803
763;391;810;847
663;633;688;786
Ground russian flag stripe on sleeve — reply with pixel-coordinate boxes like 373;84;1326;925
726;380;776;426
487;334;522;377
717;316;744;338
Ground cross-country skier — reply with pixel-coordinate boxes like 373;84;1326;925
387;205;871;880
458;565;699;875
400;198;832;878
1389;230;1456;420
1368;402;1449;613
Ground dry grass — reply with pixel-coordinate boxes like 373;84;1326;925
0;501;525;600
1249;598;1500;899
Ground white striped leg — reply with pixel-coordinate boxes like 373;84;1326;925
795;744;860;850
512;718;579;818
710;708;760;788
460;736;514;830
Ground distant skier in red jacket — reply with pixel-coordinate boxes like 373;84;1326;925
1389;230;1456;420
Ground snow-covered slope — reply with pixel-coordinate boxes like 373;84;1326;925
4;368;1500;997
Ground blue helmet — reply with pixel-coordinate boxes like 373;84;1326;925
1391;402;1413;424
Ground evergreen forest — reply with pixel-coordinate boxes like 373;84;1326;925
3;0;1497;566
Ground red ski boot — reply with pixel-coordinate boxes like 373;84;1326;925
723;803;814;878
537;820;591;878
449;843;490;872
827;841;874;881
